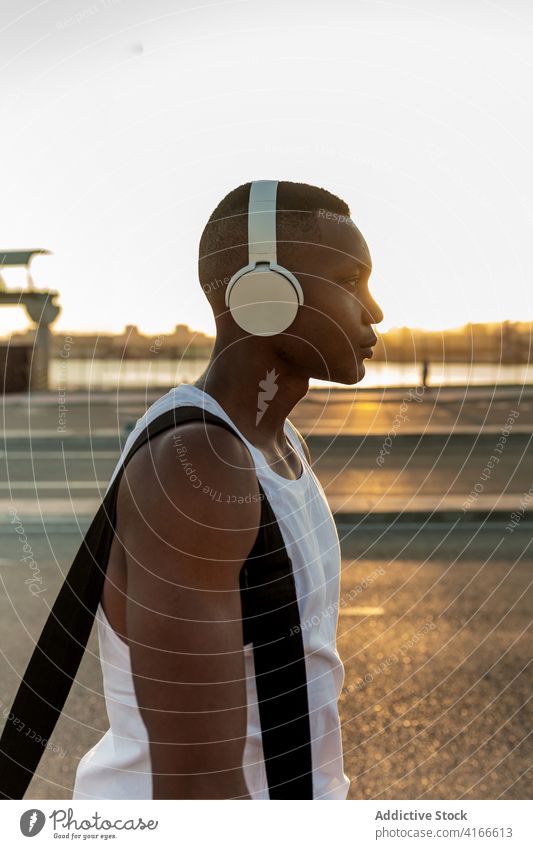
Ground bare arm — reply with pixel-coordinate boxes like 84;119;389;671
118;422;261;799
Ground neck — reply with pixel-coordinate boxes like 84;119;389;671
192;337;309;450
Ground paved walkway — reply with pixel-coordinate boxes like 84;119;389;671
1;385;532;525
2;383;532;435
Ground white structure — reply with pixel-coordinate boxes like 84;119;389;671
0;249;60;390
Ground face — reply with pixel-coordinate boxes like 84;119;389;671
276;213;384;385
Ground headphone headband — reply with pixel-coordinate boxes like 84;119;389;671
224;178;303;335
248;180;278;265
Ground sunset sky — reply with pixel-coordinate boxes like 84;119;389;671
1;0;532;338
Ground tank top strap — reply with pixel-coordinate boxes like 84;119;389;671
284;418;309;463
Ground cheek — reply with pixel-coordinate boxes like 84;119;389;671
309;289;352;326
300;286;362;344
326;294;362;335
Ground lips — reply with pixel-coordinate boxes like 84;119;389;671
359;337;377;358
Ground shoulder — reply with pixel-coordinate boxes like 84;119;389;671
124;418;258;485
117;420;262;558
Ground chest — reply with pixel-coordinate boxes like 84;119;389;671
263;478;342;614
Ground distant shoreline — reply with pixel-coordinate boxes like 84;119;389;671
47;357;533;391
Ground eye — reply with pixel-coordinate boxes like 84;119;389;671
344;277;361;290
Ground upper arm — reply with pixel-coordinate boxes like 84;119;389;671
117;422;261;798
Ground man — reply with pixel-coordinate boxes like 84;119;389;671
73;179;384;800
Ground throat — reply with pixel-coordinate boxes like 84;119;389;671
190;381;303;479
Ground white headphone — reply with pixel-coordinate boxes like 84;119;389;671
224;180;304;336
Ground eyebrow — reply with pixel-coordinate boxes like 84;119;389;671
342;262;372;279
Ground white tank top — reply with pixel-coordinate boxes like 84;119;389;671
73;384;349;800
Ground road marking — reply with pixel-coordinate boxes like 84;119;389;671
0;498;100;515
0;452;118;459
2;430;122;437
339;606;385;617
0;481;107;490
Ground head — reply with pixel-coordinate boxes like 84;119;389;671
198;180;384;385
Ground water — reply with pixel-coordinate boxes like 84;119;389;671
49;358;533;390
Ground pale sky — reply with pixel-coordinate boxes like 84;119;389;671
1;0;532;337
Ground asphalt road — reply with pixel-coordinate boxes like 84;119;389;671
337;535;532;800
0;385;531;800
0;528;530;800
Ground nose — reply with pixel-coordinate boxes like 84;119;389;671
363;290;384;326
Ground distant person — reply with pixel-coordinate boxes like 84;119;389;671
422;358;430;387
2;181;384;801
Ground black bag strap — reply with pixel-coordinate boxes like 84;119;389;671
240;515;314;799
0;404;313;799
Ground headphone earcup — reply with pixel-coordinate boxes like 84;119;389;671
226;266;301;336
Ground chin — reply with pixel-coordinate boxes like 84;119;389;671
328;361;365;386
311;354;366;385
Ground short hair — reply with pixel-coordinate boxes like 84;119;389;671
198;180;351;297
